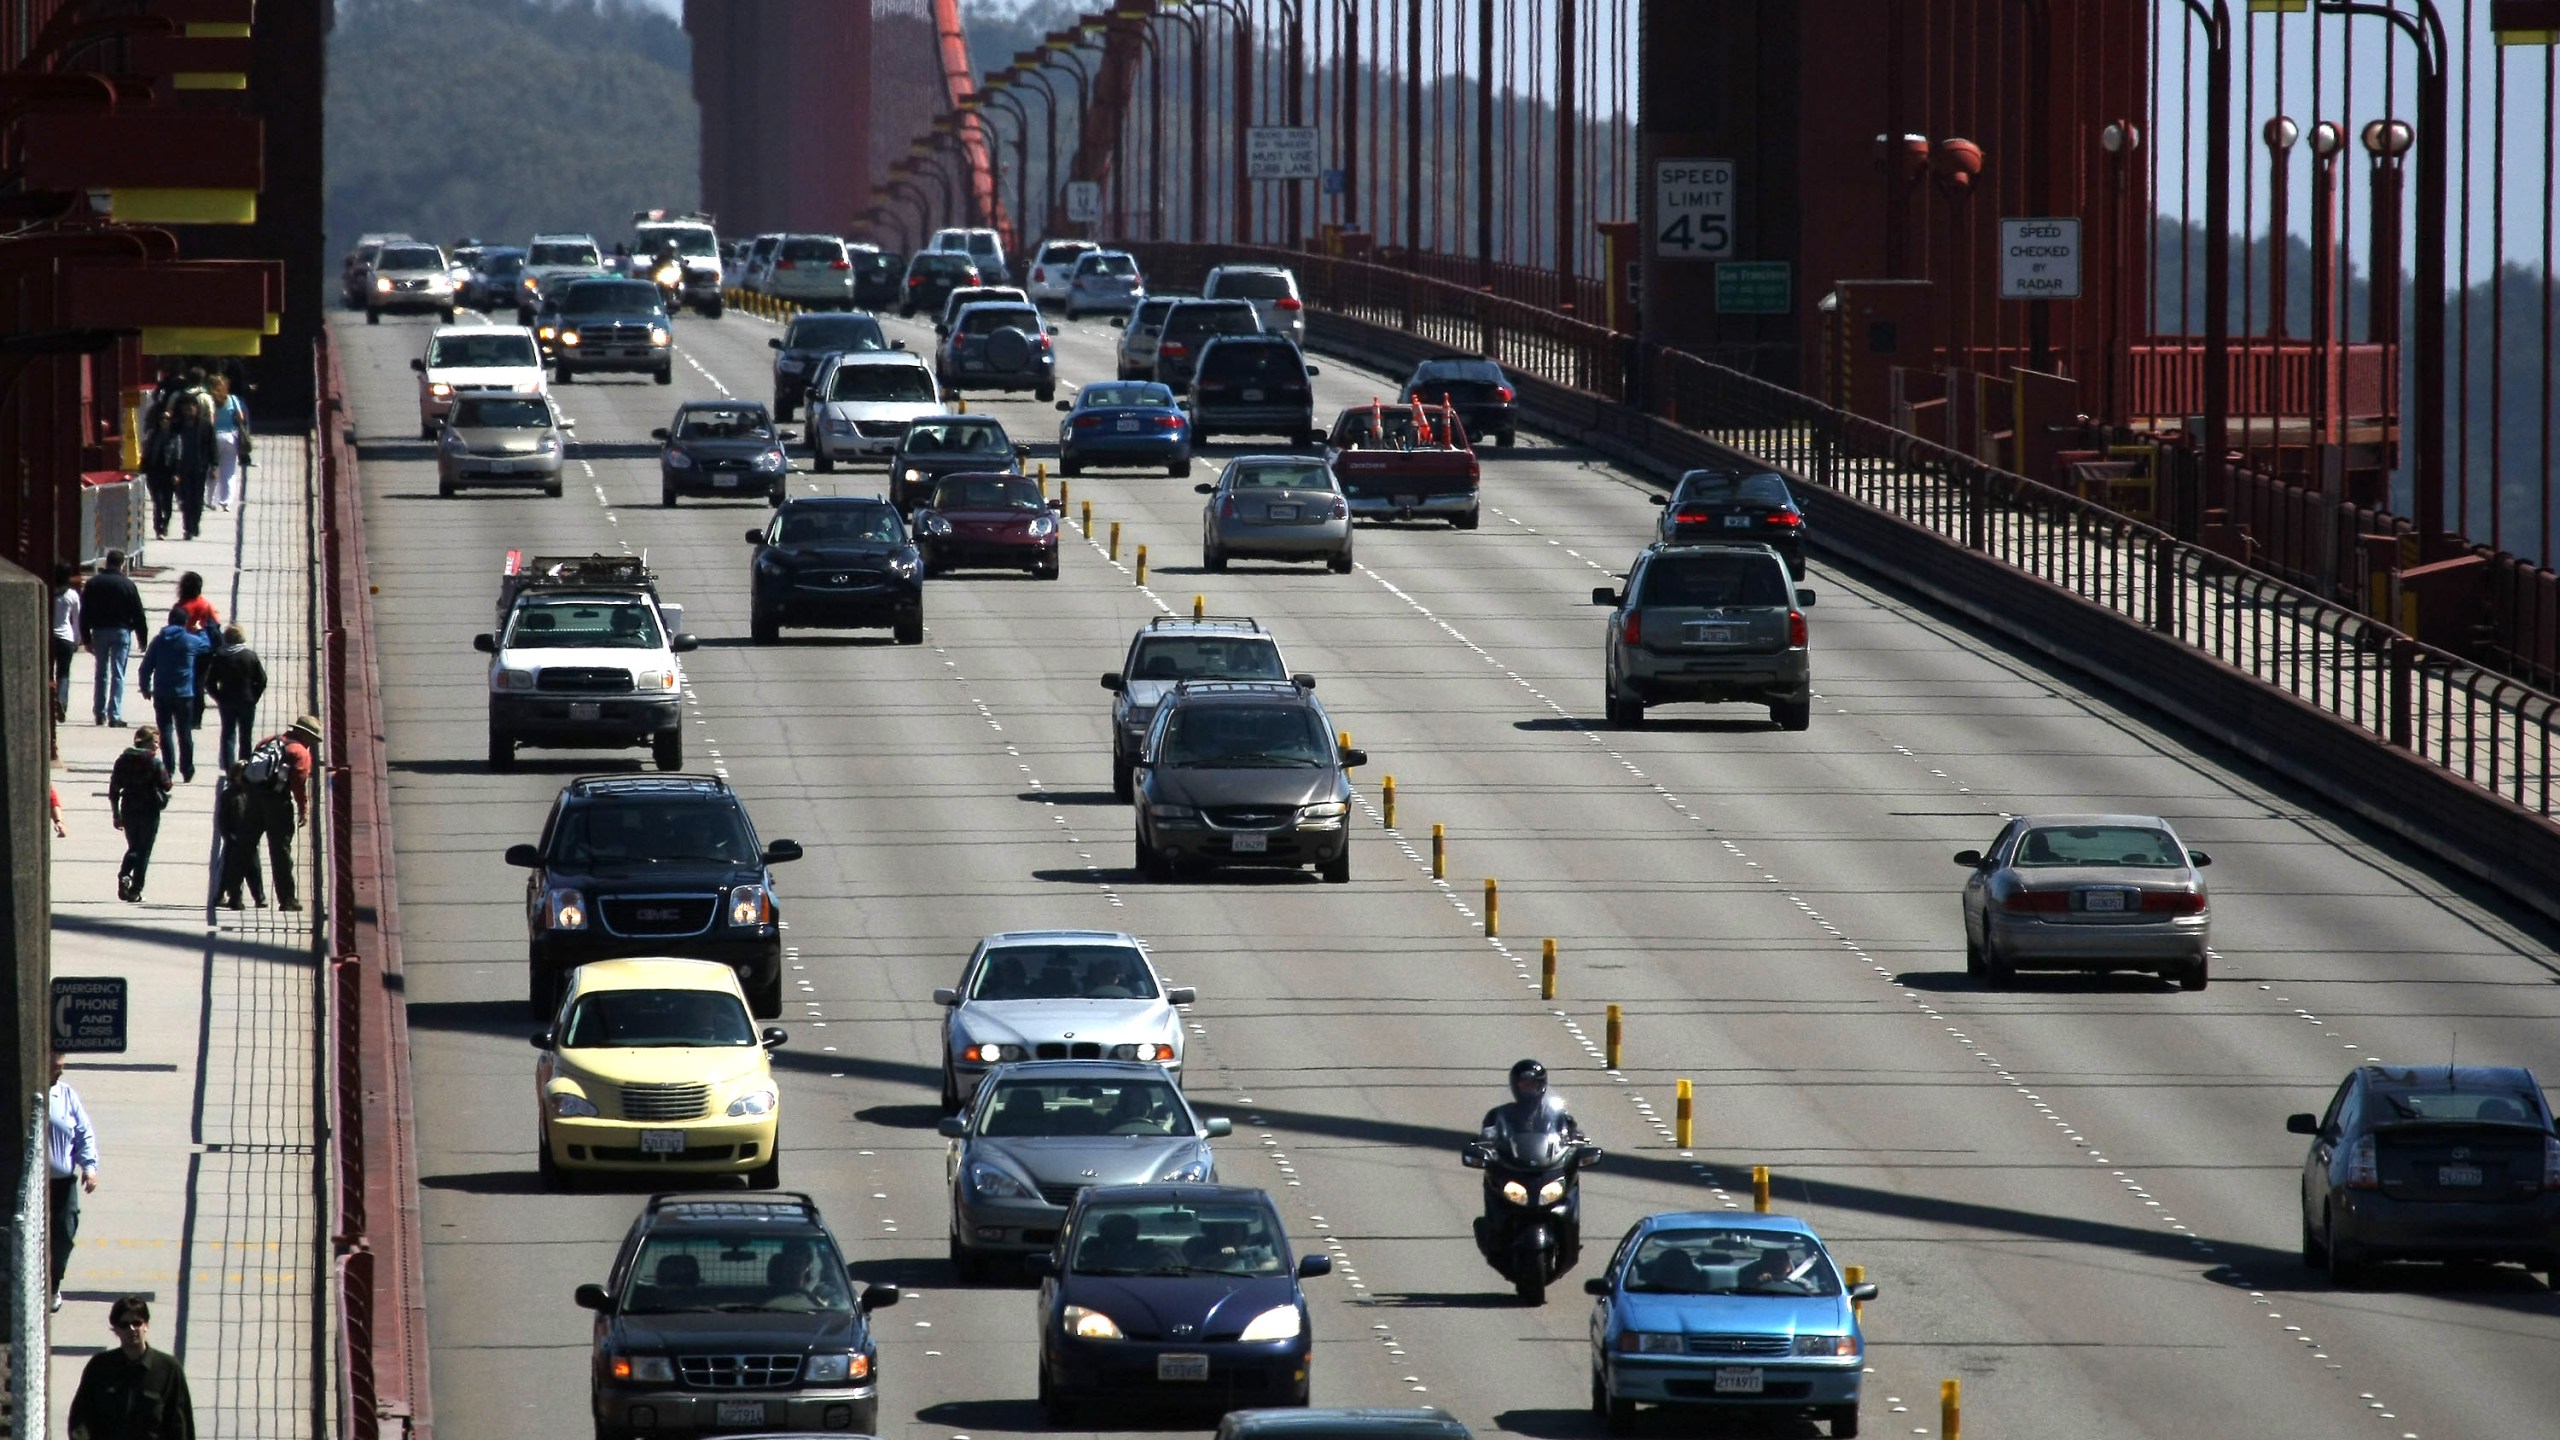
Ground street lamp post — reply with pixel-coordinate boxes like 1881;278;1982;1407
1013;59;1066;244
2181;0;2232;540
1040;35;1098;236
1182;0;1253;245
2307;120;2344;449
1554;0;1576;304
1151;5;1209;243
980;82;1038;251
1113;10;1169;239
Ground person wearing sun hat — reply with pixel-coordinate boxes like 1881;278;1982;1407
238;713;321;912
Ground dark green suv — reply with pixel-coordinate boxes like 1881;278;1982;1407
1592;542;1816;730
1132;680;1364;883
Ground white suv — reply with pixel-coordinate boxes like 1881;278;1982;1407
930;227;1011;286
807;351;943;471
1025;239;1101;306
1202;264;1305;348
412;324;548;437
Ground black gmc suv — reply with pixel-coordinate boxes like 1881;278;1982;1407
578;1193;899;1440
506;775;803;1019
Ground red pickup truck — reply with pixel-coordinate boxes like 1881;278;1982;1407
1323;402;1481;529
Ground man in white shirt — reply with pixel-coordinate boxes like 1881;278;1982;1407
49;1052;101;1312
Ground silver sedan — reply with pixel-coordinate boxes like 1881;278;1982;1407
1955;813;2213;989
934;931;1194;1111
1198;455;1353;574
436;393;567;498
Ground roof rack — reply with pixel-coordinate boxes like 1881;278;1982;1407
1145;614;1263;633
568;773;730;796
644;1191;822;1222
1167;679;1307;697
504;552;655;589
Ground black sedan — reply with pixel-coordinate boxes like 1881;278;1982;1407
768;311;894;420
1399;355;1518;448
1649;468;1808;577
900;251;981;317
2290;1063;2560;1288
890;414;1024;513
654;401;793;507
1031;1184;1329;1422
746;497;924;645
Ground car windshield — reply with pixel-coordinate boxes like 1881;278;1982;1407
638;225;716;257
1166;304;1261;337
775;507;904;544
1636;554;1790;608
980;1077;1192;1138
1072;1200;1282;1277
968;943;1159;1001
1484;1097;1578;1167
530;242;600;266
829;365;934;403
506;598;662;649
1128;637;1285;682
1041;244;1097;266
1414;359;1506;385
1676;471;1796;507
788;316;886;352
931;475;1045;511
1080;383;1173;409
1078;254;1139;278
903;422;1010;455
2012;825;2185;868
677;408;772;440
1158;704;1330;768
378;246;442;269
561;988;756;1049
624;1235;854;1315
454;398;550;428
2371;1088;2544;1124
431;334;539;368
561;282;664;314
1624;1229;1842;1297
551;798;758;867
1230;463;1333;492
781;237;843;262
1213;271;1295;300
1201;345;1304;385
1132;299;1176;328
966;234;1000;257
961;307;1039;335
482;253;526;277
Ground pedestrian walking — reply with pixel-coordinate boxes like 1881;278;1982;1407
81;549;146;727
51;564;83;723
67;1296;196;1440
164;395;215;541
239;714;321;912
140;405;178;540
171;570;219;634
204;624;267;770
208;375;250;511
110;726;172;901
138;613;209;783
46;1052;99;1312
215;765;266;910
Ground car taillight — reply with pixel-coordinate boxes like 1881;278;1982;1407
2001;890;2069;913
830;259;852;270
1767;512;1805;527
1276;296;1303;310
1788;610;1808;647
1329;497;1348;520
777;259;796;269
2346;1135;2379;1189
1073;414;1102;429
1496;385;1515;402
1621;611;1641;645
1157;414;1184;429
1033;267;1046;282
2139;891;2207;914
1675;506;1714;523
2544;1136;2560;1191
1219;496;1238;519
1161;342;1188;357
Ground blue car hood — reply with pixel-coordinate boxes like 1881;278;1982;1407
1615;1290;1854;1339
1062;1271;1296;1340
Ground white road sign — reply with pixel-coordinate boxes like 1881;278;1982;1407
1247;126;1320;181
1999;217;2083;299
1063;180;1102;224
1653;158;1736;261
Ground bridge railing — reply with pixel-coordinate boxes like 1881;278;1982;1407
1126;240;2560;832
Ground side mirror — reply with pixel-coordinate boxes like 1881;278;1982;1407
1055;400;1074;412
746;528;766;544
2189;851;2213;867
1046;325;1061;337
573;1283;612;1312
761;1027;788;1047
650;427;669;441
1291;673;1317;691
474;633;497;653
1100;673;1125;692
936;1116;968;1138
1647;494;1667;506
1297;1254;1332;1278
1108;316;1126;328
762;839;803;864
2286;1113;2320;1135
1460;1142;1490;1169
1952;850;1985;868
1015;445;1033;459
776;429;798;444
1591;587;1620;607
860;1283;899;1311
1305;364;1321;376
1848;1282;1879;1303
891;338;906;350
1166;986;1198;1006
1048;497;1065;513
670;633;700;653
768;337;784;350
1797;590;1818;607
504;843;541;868
1340;748;1368;768
1203;1117;1232;1137
560;419;577;429
931;987;960;1006
1194;482;1215;495
1584;1277;1610;1296
934;323;949;336
409;358;426;373
1576;1143;1604;1166
1024;1253;1058;1278
530;1030;554;1050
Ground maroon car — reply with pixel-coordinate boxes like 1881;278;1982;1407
912;472;1063;579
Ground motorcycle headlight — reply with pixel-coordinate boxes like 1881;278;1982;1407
726;1087;777;1117
1237;1304;1301;1343
1110;1042;1177;1062
649;327;671;346
655;266;681;287
550;1091;600;1118
918;515;952;536
610;1354;674;1382
803;1352;869;1383
728;883;771;926
1028;514;1057;537
968;1162;1035;1200
665;450;694;468
1501;1180;1531;1205
1064;1305;1124;1340
545;887;586;930
1793;1334;1859;1357
1537;1178;1567;1205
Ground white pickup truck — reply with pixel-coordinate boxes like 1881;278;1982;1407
474;552;696;771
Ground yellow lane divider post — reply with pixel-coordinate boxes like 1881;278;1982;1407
1195;595;1206;619
1135;544;1148;586
1430;823;1446;879
1109;521;1121;562
1337;730;1351;753
1381;775;1396;829
1541;938;1557;998
1941;1379;1961;1440
1844;1265;1865;1317
1037;461;1049;493
1752;1165;1771;1213
1082;499;1093;538
1675;1078;1693;1149
1604;1003;1622;1068
1483;878;1498;937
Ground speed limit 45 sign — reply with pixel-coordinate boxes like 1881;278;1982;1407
1654;158;1736;261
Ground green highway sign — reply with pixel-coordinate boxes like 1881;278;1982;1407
1716;261;1792;315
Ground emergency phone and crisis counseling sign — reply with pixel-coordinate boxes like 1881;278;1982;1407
1653;159;1736;260
52;976;127;1054
1999;218;2083;299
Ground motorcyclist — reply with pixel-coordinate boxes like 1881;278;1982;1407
1479;1058;1584;1141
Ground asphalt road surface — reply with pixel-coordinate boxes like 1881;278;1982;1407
338;289;2560;1440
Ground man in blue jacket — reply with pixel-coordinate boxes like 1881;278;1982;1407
137;613;210;783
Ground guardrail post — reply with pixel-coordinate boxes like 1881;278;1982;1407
1966;463;1989;552
2151;537;2179;635
2389;637;2416;748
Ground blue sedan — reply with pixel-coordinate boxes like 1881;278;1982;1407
1587;1213;1875;1438
1057;381;1192;477
1031;1184;1329;1421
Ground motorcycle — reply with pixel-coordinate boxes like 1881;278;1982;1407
1462;1105;1602;1305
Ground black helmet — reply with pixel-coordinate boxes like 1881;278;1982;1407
1509;1059;1548;1105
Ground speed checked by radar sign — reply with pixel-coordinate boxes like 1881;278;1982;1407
1654;158;1735;260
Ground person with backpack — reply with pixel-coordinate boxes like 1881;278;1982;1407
203;625;267;770
240;715;321;912
109;726;172;902
140;405;179;540
214;763;266;911
81;550;145;727
138;611;209;783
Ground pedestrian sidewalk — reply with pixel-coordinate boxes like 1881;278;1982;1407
46;439;323;1440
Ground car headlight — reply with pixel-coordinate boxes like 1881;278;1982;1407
1237;1305;1301;1343
609;1354;674;1383
492;667;534;691
1063;1305;1123;1340
537;325;557;340
1157;1154;1210;1182
826;412;853;433
1299;801;1348;820
728;883;770;926
649;327;671;346
778;356;805;372
1501;1180;1531;1205
1148;804;1200;821
444;432;470;454
551;1091;600;1118
887;553;920;579
522;277;539;292
960;1041;1022;1064
803;1352;869;1383
1625;1332;1685;1355
629;668;678;693
536;434;561;452
903;467;922;483
544;887;586;930
375;276;392;293
1109;1042;1178;1062
427;275;453;291
918;514;952;536
967;1162;1036;1200
756;450;786;471
1028;514;1057;537
429;381;453;397
665;450;693;468
559;331;582;347
1793;1334;1858;1357
726;1087;777;1117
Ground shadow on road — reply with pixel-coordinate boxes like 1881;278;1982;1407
405;998;532;1039
1019;790;1117;806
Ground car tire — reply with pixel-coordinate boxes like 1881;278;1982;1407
1035;558;1060;581
813;447;834;473
2301;1212;2325;1269
1771;698;1813;731
751;606;779;646
661;482;677;508
949;1233;990;1284
487;725;514;769
1982;939;2017;988
594;1418;621;1440
1607;686;1645;729
1321;846;1350;884
1825;1403;1860;1438
515;309;534;328
750;966;782;1020
555;363;574;383
652;729;683;771
654;365;673;386
940;1066;961;1114
365;307;382;326
703;298;724;319
774;397;796;422
1038;1368;1077;1427
1455;508;1481;530
1059;453;1082;477
1168;457;1189;477
1328;552;1354;575
526;964;557;1022
1596;1372;1636;1436
2327;1212;2369;1288
420;419;437;441
1500;429;1519;449
441;307;458;324
893;610;924;646
746;1147;781;1190
2177;958;2210;991
544;480;563;498
1205;546;1228;573
1965;938;1985;979
438;478;456;499
1037;384;1057;402
1111;754;1134;803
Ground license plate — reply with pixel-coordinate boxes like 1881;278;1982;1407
640;1129;686;1154
1157;1353;1210;1382
1713;1368;1764;1396
1242;388;1266;402
713;474;739;488
568;702;601;721
1231;833;1270;854
1267;504;1300;520
488;460;514;474
2083;890;2128;912
715;1401;766;1426
1393;494;1421;509
1722;514;1752;528
1116;418;1140;432
2439;1164;2484;1186
1685;624;1741;644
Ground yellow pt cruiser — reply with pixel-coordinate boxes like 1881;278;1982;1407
534;957;786;1191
